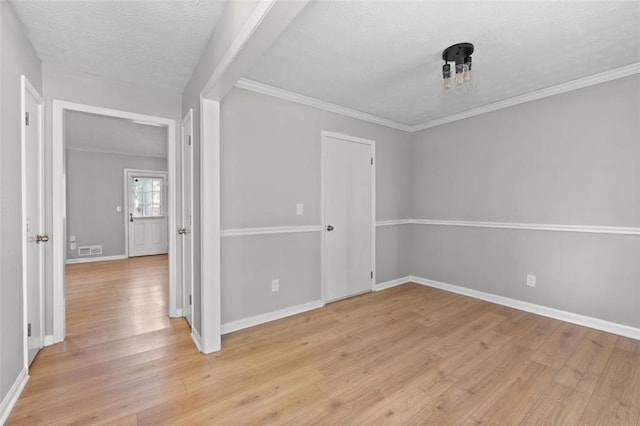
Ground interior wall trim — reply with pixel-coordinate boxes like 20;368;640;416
220;225;323;237
375;276;639;340
65;145;168;159
376;219;640;236
0;368;28;424
409;219;640;236
223;220;640;236
411;62;640;132
410;276;640;341
65;254;128;264
221;299;325;334
236;63;640;133
375;219;411;227
191;328;203;353
235;78;413;132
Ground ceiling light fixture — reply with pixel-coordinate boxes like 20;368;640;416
442;42;474;90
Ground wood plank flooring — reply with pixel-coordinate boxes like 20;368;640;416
8;255;640;424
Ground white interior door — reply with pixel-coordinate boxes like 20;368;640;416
180;110;194;326
322;132;375;302
22;76;45;366
126;171;168;257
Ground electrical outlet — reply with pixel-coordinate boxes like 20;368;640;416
271;278;279;292
526;274;536;287
70;242;76;250
296;203;304;215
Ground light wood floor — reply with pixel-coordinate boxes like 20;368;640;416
8;255;640;425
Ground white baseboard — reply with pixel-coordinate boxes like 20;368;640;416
0;368;28;424
375;276;412;291
221;300;325;335
191;328;203;352
44;334;55;346
408;276;640;341
65;254;127;264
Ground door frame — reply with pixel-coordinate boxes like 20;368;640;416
52;100;178;344
123;169;169;258
320;130;376;304
21;75;45;369
180;109;195;326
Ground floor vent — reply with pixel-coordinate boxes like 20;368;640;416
78;245;103;256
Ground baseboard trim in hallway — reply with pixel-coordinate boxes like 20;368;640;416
0;368;28;424
377;275;640;340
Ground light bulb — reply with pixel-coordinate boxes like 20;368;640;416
442;63;452;90
454;64;470;87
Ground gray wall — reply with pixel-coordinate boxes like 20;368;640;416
181;0;263;334
65;149;167;260
409;75;640;328
220;87;411;323
0;0;41;405
42;64;182;335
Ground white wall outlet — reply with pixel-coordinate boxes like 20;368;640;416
526;274;536;287
271;278;279;292
116;205;122;212
69;235;76;242
296;203;304;215
70;242;76;250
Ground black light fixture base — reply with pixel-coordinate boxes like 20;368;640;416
442;42;474;65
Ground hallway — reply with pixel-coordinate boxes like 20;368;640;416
8;255;198;424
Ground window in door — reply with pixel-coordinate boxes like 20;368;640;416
133;177;164;217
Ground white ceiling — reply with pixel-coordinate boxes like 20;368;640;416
9;0;227;91
65;111;168;158
247;1;640;126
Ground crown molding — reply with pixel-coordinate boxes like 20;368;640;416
65;144;167;159
235;78;413;132
236;63;640;134
409;62;640;132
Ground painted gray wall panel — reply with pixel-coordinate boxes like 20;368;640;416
376;225;413;283
412;75;640;226
410;225;640;327
220;87;412;229
0;0;42;401
221;232;321;323
409;76;640;329
65;150;167;259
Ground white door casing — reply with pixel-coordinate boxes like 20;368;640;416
321;131;375;303
52;101;179;344
21;76;46;366
125;170;168;257
180;109;194;326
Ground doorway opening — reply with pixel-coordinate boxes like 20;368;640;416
51;101;179;344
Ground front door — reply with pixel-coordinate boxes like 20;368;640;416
126;170;168;257
22;76;46;365
322;132;375;302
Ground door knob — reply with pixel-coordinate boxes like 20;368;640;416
129;213;134;222
326;225;334;231
178;228;187;235
36;234;49;243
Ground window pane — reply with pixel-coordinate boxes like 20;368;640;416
132;177;163;217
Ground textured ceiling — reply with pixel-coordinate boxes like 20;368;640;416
9;0;227;91
247;1;640;126
66;111;168;158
